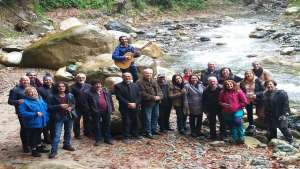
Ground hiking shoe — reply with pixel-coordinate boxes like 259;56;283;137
48;152;57;159
63;145;75;151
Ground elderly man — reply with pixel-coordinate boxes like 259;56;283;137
138;68;163;138
115;72;142;143
70;73;91;139
26;71;43;88
112;36;141;82
8;76;31;152
202;76;226;140
201;62;220;87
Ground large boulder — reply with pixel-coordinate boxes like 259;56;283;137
107;30;131;42
54;67;74;82
104;76;123;92
0;51;22;66
76;53;121;81
245;136;262;148
104;20;140;33
20;160;87;169
132;41;163;59
60;17;83;31
21;25;117;69
135;55;157;76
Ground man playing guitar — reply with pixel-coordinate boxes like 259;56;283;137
112;36;141;82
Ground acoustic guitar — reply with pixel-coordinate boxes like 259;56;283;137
114;41;152;69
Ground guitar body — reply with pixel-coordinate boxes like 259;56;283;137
114;41;152;69
114;52;134;69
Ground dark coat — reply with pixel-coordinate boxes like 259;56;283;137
8;85;26;114
114;82;141;112
47;93;76;120
37;85;53;102
169;84;185;108
70;82;91;112
203;85;222;113
263;90;290;118
137;79;163;107
201;69;220;86
158;82;172;107
18;97;49;128
86;88;115;115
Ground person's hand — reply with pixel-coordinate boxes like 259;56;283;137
17;99;24;104
154;96;161;101
128;103;136;109
60;104;69;109
37;112;43;116
66;107;72;112
134;50;141;57
279;115;287;121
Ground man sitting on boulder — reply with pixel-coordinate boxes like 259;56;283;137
112;36;141;82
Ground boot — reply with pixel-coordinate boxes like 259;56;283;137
31;148;41;157
245;125;256;136
37;145;50;153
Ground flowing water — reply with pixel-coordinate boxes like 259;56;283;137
162;18;300;111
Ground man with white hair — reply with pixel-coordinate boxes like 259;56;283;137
137;68;163;138
70;73;91;139
202;76;226;140
8;76;31;152
201;62;220;87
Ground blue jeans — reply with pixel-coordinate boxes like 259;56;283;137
51;117;73;153
144;104;159;135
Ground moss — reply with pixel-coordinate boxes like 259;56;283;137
0;27;23;38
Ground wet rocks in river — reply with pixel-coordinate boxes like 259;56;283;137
199;36;211;42
280;47;295;55
269;139;299;156
246;54;258;58
249;31;268;39
104;20;140;33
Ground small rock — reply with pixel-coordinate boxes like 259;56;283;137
199;36;211;42
216;42;226;46
270;139;298;155
209;141;225;147
290;130;300;139
246;54;257;58
250;157;268;166
285;6;300;15
145;32;156;38
280;47;295;55
245;136;262;148
54;67;74;81
249;31;268;39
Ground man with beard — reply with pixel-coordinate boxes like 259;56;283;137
252;61;272;85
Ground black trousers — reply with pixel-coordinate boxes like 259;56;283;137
267;118;293;142
158;104;172;131
94;112;112;142
246;103;254;126
17;116;28;149
121;109;139;139
207;110;226;137
73;110;92;137
175;106;187;132
189;114;203;134
26;128;42;149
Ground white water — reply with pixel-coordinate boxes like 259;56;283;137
170;18;300;110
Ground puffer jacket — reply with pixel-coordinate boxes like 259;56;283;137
18;97;49;128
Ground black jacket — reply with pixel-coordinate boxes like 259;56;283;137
86;88;114;115
262;90;290;118
8;85;26;114
70;82;91;112
47;93;76;120
201;69;220;87
37;85;53;102
202;85;222;113
114;82;141;112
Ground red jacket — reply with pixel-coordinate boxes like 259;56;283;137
219;90;248;113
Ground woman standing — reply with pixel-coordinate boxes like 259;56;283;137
184;75;205;137
219;80;248;144
18;87;49;157
169;74;187;135
240;70;264;136
48;82;76;159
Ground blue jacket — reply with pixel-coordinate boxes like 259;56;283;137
8;85;26;114
112;44;136;61
18;97;49;128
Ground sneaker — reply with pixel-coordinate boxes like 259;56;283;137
63;145;75;151
152;131;161;135
23;146;30;153
31;149;41;157
245;125;256;136
48;152;57;159
145;134;154;139
37;146;50;153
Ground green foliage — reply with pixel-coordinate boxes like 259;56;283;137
289;0;300;6
37;0;113;10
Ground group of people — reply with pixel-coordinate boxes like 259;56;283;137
7;36;294;159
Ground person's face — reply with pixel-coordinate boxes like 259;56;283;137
208;63;215;71
225;81;234;90
222;69;230;78
208;78;218;88
266;82;275;91
123;73;132;83
175;76;182;84
27;73;37;80
20;77;30;87
252;63;260;70
44;79;53;86
27;88;35;97
76;75;86;84
245;72;254;80
143;71;153;80
93;82;102;91
58;83;66;93
184;70;192;76
157;76;165;83
190;76;199;85
120;37;129;46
